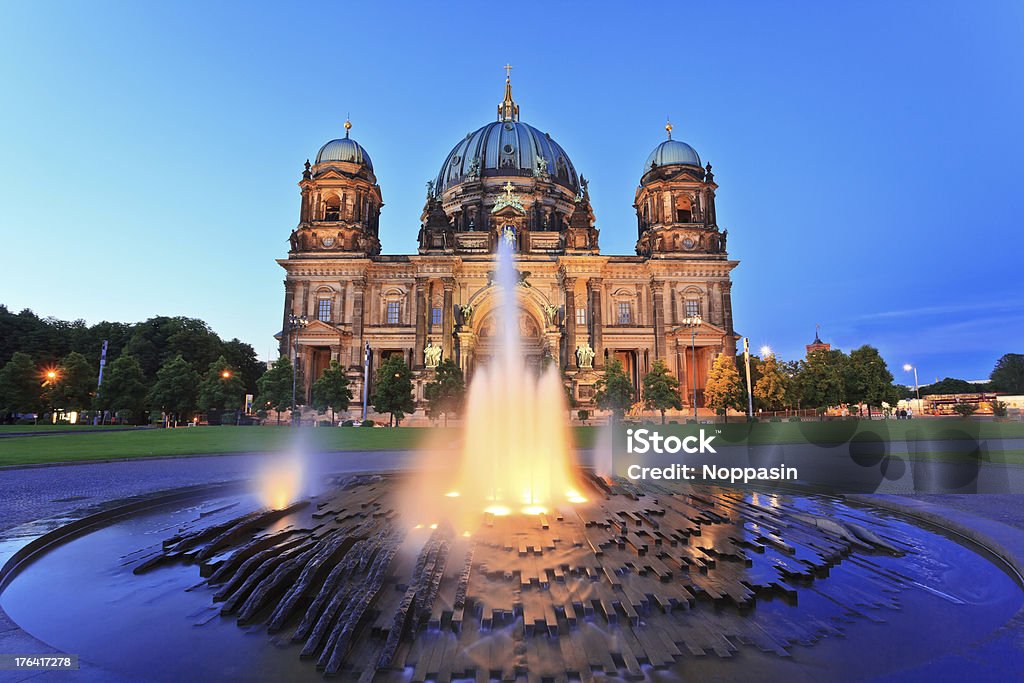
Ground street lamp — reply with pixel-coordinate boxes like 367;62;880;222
681;315;702;419
903;363;920;400
221;370;232;379
743;338;753;419
287;314;308;426
361;342;371;422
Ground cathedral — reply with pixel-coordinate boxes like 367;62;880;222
277;74;738;419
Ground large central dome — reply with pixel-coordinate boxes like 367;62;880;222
435;77;580;194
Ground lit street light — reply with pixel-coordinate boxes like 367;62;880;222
221;370;232;379
681;315;702;419
287;314;309;426
903;363;920;400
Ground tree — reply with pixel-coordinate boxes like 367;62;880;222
992;400;1008;418
642;359;683;424
990;354;1024;394
423;359;465;426
799;349;848;411
917;377;980;395
372;355;415;426
53;351;97;413
0;352;42;420
594;358;634;423
96;353;148;423
147;355;200;425
197;355;245;413
952;402;978;418
754;355;787;411
256;357;294;425
779;359;803;409
705;353;744;421
312;360;353;424
845;345;896;418
565;384;579;422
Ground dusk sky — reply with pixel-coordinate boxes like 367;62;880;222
1;2;1021;382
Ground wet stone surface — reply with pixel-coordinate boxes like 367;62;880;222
4;472;1021;682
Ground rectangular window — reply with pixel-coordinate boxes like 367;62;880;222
575;307;586;326
317;298;332;322
431;307;442;326
617;302;632;325
387;302;400;325
685;300;700;318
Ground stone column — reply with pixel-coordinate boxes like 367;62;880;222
413;278;427;369
442;278;455;363
588;277;604;368
280;280;294;358
563;276;577;369
711;282;723;327
651;279;666;360
722;280;736;357
352;278;366;357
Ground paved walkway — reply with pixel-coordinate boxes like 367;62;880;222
0;450;416;534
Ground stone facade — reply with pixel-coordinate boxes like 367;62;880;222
277;80;739;419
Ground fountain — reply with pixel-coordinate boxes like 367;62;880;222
1;242;1023;680
450;239;584;519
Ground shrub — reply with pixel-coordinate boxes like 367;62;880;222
992;400;1008;418
788;416;802;422
361;419;375;427
952;403;978;418
577;409;589;424
770;417;782;422
219;411;238;425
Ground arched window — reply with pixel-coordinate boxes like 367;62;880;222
675;196;692;223
323;195;341;221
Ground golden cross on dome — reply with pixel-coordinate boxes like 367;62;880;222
504;63;513;79
503;181;515;197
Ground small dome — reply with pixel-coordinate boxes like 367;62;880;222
644;139;701;175
315;135;373;170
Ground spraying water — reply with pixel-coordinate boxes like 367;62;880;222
454;239;584;516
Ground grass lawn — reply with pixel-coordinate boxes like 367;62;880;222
0;426;456;467
0;424;138;433
0;420;1021;468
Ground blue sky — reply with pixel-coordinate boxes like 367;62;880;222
1;2;1021;382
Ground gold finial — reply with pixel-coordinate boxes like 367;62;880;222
344;115;352;138
665;117;673;140
498;65;520;122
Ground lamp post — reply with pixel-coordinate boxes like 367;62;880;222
743;337;754;419
361;342;371;422
903;363;920;400
288;314;308;426
682;315;702;419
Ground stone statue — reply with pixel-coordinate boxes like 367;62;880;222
534;156;548;178
288;229;300;252
468;156;480;178
424;340;442;368
721;229;728;251
501;225;516;249
459;304;474;325
425;180;434;198
576;342;595;369
543;304;559;326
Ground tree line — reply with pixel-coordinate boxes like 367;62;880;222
0;307;262;424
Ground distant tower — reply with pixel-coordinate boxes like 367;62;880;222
291;118;383;257
806;324;831;355
633;118;724;257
